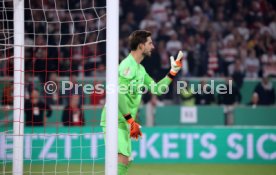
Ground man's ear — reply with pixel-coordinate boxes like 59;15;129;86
138;43;143;50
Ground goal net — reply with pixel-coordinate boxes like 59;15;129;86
0;0;118;174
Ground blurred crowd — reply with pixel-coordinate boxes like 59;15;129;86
1;0;276;103
1;0;276;80
120;0;276;80
120;0;276;108
0;0;106;79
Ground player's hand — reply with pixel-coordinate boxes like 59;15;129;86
124;114;142;140
129;120;142;140
169;51;184;76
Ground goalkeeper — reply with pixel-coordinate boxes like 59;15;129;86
100;30;183;175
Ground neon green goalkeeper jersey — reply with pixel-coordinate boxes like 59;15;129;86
100;54;172;128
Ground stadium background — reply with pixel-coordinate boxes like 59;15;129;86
1;0;276;174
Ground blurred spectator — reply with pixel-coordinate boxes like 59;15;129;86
71;47;83;76
180;51;189;76
254;76;275;105
212;10;227;35
202;0;214;19
166;33;182;56
25;89;52;126
124;12;138;31
24;72;34;100
157;22;175;41
237;22;250;41
179;81;195;106
195;80;215;105
218;77;241;125
191;6;206;30
185;35;204;76
83;35;106;76
44;73;63;105
218;77;241;105
63;75;83;106
139;13;159;30
155;41;169;77
229;59;245;90
220;39;238;76
247;92;259;108
269;15;276;39
129;0;150;22
150;0;170;23
62;94;85;126
1;82;13;106
33;47;48;82
119;39;129;60
261;46;276;77
90;81;105;106
205;41;222;77
244;49;260;78
239;42;249;60
145;94;164;127
0;52;8;76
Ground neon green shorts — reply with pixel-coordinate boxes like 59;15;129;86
102;124;131;157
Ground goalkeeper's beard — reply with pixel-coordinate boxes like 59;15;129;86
142;50;152;57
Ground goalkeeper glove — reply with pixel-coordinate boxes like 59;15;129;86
124;114;142;140
168;50;185;79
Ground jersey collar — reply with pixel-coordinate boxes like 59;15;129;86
128;53;139;66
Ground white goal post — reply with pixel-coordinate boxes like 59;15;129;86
7;0;119;174
13;0;25;174
105;0;119;175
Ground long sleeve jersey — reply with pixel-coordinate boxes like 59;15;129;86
100;54;172;128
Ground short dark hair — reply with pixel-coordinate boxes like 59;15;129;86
128;30;151;51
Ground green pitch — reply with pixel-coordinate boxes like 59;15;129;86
1;164;276;175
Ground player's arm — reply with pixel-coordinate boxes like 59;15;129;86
144;73;171;96
118;65;133;116
118;79;130;115
118;67;142;139
145;51;184;95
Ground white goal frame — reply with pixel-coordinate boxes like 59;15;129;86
13;0;25;174
105;0;119;175
11;0;119;174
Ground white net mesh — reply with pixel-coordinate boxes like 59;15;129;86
1;0;106;48
0;0;107;174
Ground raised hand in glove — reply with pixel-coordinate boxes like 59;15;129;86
169;50;185;77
